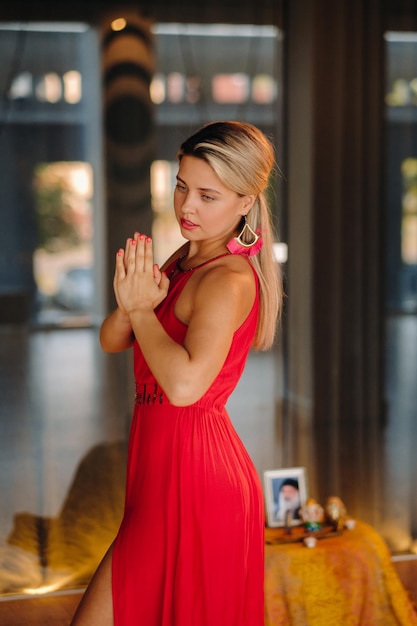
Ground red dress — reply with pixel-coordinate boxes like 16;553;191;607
112;256;265;626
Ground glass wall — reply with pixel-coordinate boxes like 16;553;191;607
0;23;102;328
383;32;417;552
0;23;116;598
385;32;417;314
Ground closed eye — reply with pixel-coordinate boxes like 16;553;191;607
175;183;187;192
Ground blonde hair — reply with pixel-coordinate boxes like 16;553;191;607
178;121;283;350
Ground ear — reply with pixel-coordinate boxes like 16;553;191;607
238;194;256;215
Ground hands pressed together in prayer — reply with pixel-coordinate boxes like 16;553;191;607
114;232;170;316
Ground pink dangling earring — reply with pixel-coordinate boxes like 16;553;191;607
227;216;264;257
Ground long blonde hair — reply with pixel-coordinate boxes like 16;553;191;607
178;121;283;350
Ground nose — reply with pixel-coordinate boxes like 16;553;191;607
179;191;196;215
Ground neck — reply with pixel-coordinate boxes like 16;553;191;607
178;241;230;272
186;238;229;262
176;250;230;274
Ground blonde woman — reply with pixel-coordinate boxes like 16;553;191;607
71;121;283;626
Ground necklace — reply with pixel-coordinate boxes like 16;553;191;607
176;252;230;273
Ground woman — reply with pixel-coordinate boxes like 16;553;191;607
71;121;283;625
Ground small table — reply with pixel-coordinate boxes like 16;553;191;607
264;520;417;626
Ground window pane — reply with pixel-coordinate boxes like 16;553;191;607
383;31;417;554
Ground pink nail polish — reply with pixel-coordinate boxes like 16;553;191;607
146;237;152;243
139;234;145;241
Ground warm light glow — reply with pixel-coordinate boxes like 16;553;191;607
212;73;249;104
36;73;62;103
167;72;184;103
32;161;93;297
252;74;276;104
401;158;417;264
63;70;82;104
150;160;186;265
402;215;417;264
23;580;72;595
111;18;127;32
151;160;172;205
150;74;166;104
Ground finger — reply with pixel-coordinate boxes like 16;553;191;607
115;248;126;278
135;233;146;271
143;236;154;272
125;237;137;272
153;263;161;284
159;271;170;294
123;237;133;270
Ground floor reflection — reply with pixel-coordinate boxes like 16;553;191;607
381;314;417;552
0;327;130;594
7;441;125;594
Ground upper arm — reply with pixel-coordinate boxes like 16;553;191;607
178;265;255;397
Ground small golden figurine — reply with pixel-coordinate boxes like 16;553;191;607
300;498;325;532
325;496;347;531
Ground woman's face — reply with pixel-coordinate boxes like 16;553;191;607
174;155;252;245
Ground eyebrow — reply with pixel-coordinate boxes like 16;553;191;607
176;175;221;195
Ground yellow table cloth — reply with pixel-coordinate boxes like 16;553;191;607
265;520;417;626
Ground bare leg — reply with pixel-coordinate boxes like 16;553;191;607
70;543;114;626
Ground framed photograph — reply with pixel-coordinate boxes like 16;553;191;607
263;467;308;527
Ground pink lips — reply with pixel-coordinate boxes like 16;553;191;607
180;218;198;230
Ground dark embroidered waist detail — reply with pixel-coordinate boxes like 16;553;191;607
135;382;169;406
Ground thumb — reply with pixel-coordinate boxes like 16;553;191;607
159;271;170;294
153;263;162;284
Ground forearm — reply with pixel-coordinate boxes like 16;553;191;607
129;309;198;405
100;308;135;352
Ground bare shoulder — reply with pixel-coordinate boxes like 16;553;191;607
193;254;256;316
197;254;255;292
174;254;256;328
